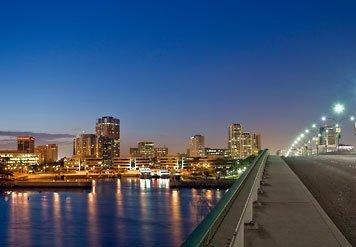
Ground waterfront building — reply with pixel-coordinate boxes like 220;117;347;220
35;144;58;164
114;157;134;171
17;136;35;153
188;135;205;157
134;157;151;169
96;136;115;164
138;141;155;158
96;116;120;161
154;147;168;157
0;150;39;168
64;156;102;171
228;124;243;159
204;148;229;158
73;134;97;159
157;156;179;170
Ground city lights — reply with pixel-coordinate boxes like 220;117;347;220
285;103;354;157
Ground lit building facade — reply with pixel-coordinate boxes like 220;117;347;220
96;116;120;159
188;135;205;157
229;124;261;159
35;144;58;164
204;148;229;158
17;136;35;153
157;156;179;170
228;124;243;159
0;150;39;167
73;134;97;159
154;147;168;157
138;141;155;158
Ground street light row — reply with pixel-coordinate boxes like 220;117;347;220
285;103;355;157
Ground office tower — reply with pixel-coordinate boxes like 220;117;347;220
242;132;253;158
154;147;168;157
17;136;35;153
35;144;58;164
228;124;243;159
252;133;261;155
138;141;155;158
73;134;97;159
188;135;205;157
96;116;120;162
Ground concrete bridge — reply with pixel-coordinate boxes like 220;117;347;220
182;150;353;247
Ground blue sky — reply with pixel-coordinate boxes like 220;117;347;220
1;1;356;157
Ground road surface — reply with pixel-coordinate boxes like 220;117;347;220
284;155;356;245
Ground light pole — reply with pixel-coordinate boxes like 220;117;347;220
322;103;354;152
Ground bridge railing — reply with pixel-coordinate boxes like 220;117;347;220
182;149;269;247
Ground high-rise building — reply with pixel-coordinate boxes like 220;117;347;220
17;136;35;153
154;147;168;157
252;133;261;155
188;135;205;157
138;141;155;158
242;132;254;158
35;144;58;164
228;124;243;159
96;116;120;162
73;134;97;159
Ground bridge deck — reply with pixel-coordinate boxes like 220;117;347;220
245;155;351;247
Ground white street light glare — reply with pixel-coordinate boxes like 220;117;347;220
333;103;345;114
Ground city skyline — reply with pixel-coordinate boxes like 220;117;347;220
1;1;356;157
0;116;263;158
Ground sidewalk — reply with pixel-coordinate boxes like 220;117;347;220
245;155;351;247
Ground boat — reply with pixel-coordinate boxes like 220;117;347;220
139;168;152;179
158;169;170;178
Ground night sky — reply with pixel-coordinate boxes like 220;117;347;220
1;1;356;157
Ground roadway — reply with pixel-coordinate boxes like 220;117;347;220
284;155;356;246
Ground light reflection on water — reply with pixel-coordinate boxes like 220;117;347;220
0;178;225;247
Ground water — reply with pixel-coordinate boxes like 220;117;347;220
0;179;225;247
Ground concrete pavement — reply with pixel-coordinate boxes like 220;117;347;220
245;155;351;247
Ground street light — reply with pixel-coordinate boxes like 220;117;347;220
321;116;327;122
333;103;345;114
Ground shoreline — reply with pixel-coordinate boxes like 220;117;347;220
169;179;235;189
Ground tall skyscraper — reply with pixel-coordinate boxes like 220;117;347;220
35;144;58;164
188;135;205;157
17;136;35;153
73;134;97;159
228;124;243;159
242;132;253;158
96;116;120;163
